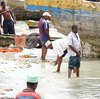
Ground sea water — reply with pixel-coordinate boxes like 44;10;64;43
0;21;100;99
0;48;100;99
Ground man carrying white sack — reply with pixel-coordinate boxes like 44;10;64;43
45;37;68;73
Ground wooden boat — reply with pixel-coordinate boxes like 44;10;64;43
0;34;15;47
0;34;26;48
0;34;59;48
26;20;39;29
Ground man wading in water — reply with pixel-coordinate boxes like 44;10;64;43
67;25;81;78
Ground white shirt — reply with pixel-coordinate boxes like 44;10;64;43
67;31;81;56
52;37;68;57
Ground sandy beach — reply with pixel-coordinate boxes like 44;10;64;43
0;21;100;99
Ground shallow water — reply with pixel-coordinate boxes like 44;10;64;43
0;48;100;99
0;21;100;99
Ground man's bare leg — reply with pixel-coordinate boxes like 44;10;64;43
53;55;59;66
73;66;76;73
68;68;72;78
75;67;79;77
56;56;63;72
41;47;47;62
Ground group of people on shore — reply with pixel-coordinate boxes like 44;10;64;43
39;12;81;78
0;1;81;98
15;11;81;99
0;1;16;35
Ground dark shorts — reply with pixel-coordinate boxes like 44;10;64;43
62;49;67;57
3;19;15;34
68;56;80;69
41;40;47;48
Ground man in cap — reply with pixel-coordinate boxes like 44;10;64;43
15;75;41;99
39;12;51;62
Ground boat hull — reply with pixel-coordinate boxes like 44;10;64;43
0;35;15;47
26;20;39;29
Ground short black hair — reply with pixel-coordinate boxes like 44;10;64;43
27;82;38;86
1;1;5;6
72;25;77;30
27;82;38;88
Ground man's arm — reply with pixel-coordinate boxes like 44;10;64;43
67;34;80;57
9;10;16;23
69;45;80;57
45;28;50;39
0;14;2;24
44;21;50;40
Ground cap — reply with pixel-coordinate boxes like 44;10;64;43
43;12;51;17
45;40;51;47
27;75;38;83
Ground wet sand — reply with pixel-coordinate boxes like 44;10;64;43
0;48;100;99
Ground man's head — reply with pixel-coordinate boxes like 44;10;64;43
26;75;38;91
72;25;78;34
1;1;6;7
43;12;51;20
45;40;53;49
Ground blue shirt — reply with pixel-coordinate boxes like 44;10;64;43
39;18;49;41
